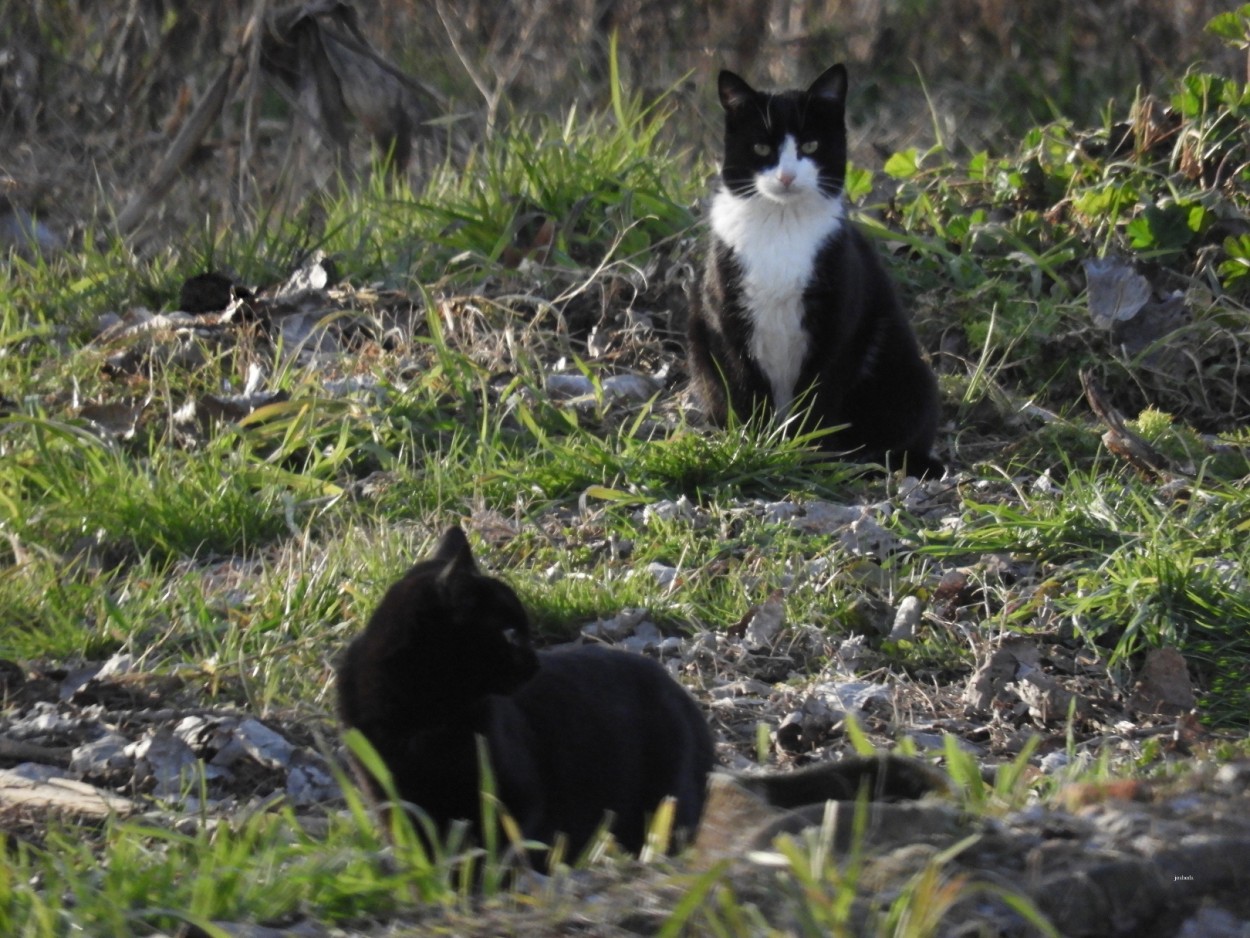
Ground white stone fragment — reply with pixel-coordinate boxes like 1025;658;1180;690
743;593;786;651
619;621;663;654
127;729;201;796
545;374;595;399
285;751;338;807
790;501;864;534
70;732;133;777
643;496;695;524
581;607;652;641
601;374;657;402
232;718;295;770
646;562;678;589
888;595;924;641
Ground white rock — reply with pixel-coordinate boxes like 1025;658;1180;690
743;593;786;651
285;751;338;806
762;500;800;523
888;595;924;641
9;703;76;739
646;562;678;589
582;607;652;641
70;732;133;777
839;516;901;559
812;680;891;714
127;729;202;796
601;374;657;402
7;762;71;783
1032;471;1059;496
619;621;663;654
658;637;684;656
220;718;293;771
95;654;134;679
643;496;695;524
545;373;595;399
836;635;870;670
1039;751;1071;774
790;501;864;534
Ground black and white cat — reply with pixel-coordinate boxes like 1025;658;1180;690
337;527;946;862
688;65;942;478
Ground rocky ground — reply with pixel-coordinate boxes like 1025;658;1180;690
1;260;1248;935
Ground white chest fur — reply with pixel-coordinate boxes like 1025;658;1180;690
709;185;844;414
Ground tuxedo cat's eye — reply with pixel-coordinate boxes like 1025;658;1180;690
800;140;819;155
753;143;772;156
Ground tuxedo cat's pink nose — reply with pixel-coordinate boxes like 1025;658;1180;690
778;170;796;188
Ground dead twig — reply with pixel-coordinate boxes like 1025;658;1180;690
0;736;73;768
1081;369;1186;479
115;59;239;236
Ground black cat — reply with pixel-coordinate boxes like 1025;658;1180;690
336;526;714;858
687;64;942;478
337;527;947;861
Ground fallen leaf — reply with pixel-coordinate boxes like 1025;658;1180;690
1083;257;1151;329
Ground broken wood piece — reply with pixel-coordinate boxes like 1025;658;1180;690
115;59;238;236
0;767;136;818
1080;370;1184;479
0;736;73;767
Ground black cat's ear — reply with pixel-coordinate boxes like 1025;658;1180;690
432;526;477;577
718;70;756;111
808;64;848;104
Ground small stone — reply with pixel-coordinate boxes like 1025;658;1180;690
647;562;678;589
70;732;132;778
644;496;694;524
888;596;924;641
285;751;338;807
582;607;651;641
742;592;785;651
127;729;201;797
657;637;684;657
762;501;800;523
545;373;595;399
230;718;294;770
790;501;863;534
601;374;657;402
619;621;663;654
839;516;901;559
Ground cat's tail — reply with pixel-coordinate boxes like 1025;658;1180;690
732;753;949;808
695;755;957;860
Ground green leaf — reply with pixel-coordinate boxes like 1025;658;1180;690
580;484;643;504
1127;203;1194;253
883;148;920;179
1206;5;1250;45
844;163;873;203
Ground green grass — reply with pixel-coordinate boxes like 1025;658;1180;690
4;18;1250;935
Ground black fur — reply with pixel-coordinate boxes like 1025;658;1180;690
688;65;943;478
336;527;714;858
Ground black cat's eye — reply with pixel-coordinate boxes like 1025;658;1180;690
753;143;772;157
800;140;819;155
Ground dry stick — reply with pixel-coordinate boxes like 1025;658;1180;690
433;0;548;134
115;58;238;237
1080;369;1183;479
238;0;272;210
0;736;72;767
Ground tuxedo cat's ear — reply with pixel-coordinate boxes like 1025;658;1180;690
718;70;757;111
807;64;848;104
432;526;477;576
